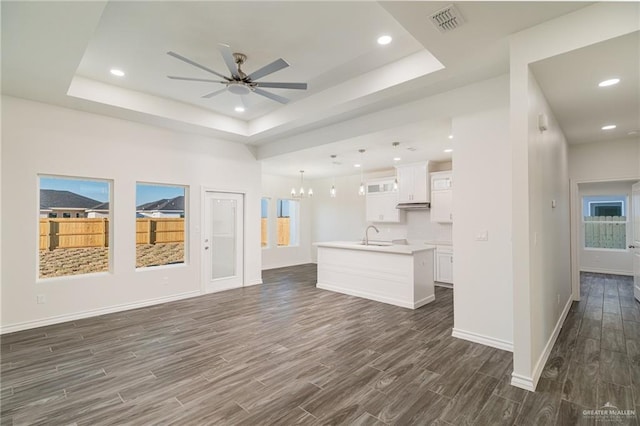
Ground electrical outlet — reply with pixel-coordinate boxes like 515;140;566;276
36;294;46;304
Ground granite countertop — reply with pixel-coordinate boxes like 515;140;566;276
315;241;435;255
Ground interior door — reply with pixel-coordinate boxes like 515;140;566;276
632;182;640;302
203;191;244;293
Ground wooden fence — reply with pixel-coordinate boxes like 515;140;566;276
39;218;184;250
136;218;184;245
260;217;291;247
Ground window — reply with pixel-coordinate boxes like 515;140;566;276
583;195;627;250
261;198;269;248
277;199;299;247
39;175;111;279
136;183;186;268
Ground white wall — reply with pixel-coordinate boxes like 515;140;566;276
261;174;313;269
509;1;639;391
452;104;514;351
1;96;262;333
579;181;636;275
528;73;572;381
569;138;640;181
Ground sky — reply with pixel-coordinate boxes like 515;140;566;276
136;184;184;205
40;177;184;205
40;176;110;202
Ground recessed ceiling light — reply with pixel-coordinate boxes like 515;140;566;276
601;124;616;130
377;35;392;45
354;164;361;168
235;106;245;113
393;157;401;161
448;134;453;139
598;78;620;87
110;69;125;77
444;148;453;153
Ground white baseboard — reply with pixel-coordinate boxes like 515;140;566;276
580;267;633;276
316;282;434;310
451;328;514;352
414;295;436;309
1;290;201;335
510;295;573;392
261;261;314;271
244;279;263;287
510;373;536;392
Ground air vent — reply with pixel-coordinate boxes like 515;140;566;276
429;4;465;33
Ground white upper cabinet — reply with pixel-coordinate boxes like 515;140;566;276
430;171;453;223
366;178;401;223
395;162;429;204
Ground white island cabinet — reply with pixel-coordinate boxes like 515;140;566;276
315;242;436;309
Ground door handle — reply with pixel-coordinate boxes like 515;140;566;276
629;245;637;249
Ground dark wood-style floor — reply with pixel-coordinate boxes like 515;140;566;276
1;267;638;425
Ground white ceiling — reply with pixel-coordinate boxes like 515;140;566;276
76;2;425;121
530;31;640;144
5;1;631;179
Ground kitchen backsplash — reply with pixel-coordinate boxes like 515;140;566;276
370;209;452;244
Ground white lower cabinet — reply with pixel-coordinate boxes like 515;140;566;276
434;246;453;284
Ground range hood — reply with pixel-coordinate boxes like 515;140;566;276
396;202;430;210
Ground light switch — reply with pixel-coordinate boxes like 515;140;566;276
475;231;488;241
551;200;557;208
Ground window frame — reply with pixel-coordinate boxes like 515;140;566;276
37;174;113;281
582;195;629;252
276;198;300;248
135;181;188;270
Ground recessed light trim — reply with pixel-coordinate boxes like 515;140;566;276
601;124;616;130
354;164;361;168
393;157;401;161
444;148;453;153
110;69;125;77
598;78;620;87
377;35;392;45
448;134;453;139
234;106;245;113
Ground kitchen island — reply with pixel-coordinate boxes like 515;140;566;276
315;241;436;309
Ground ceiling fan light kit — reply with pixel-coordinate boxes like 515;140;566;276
167;43;308;104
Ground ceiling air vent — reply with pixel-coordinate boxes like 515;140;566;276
429;4;465;33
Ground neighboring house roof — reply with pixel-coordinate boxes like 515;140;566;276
40;189;104;210
87;202;110;211
137;196;184;212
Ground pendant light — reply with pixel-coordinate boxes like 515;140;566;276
291;170;312;198
358;149;366;196
392;142;400;191
330;155;337;198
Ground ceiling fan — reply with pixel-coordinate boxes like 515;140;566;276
166;44;307;104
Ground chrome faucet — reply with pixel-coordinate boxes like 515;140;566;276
364;225;379;245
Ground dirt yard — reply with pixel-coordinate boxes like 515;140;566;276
39;243;185;278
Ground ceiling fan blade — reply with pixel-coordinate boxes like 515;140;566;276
168;76;226;83
218;44;241;79
247;58;289;81
254;82;307;90
201;87;227;99
167;51;228;79
253;88;289;104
